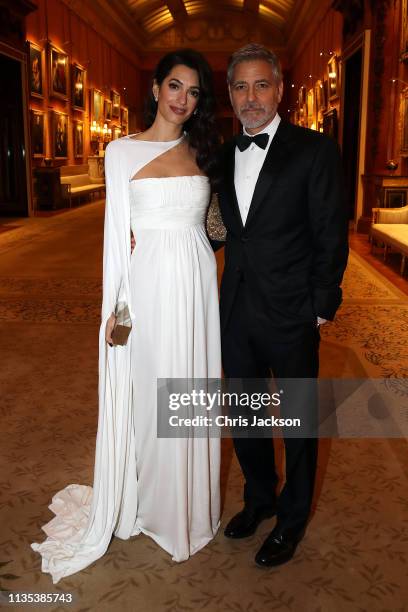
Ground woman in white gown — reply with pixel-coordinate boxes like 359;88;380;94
31;49;221;584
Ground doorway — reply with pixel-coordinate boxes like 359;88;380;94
0;53;28;216
342;47;362;221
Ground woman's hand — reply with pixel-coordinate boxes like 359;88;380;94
105;313;116;346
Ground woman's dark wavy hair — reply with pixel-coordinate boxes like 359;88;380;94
144;49;220;186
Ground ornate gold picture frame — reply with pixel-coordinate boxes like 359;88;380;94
49;44;69;100
91;89;104;123
328;55;339;100
31;110;45;157
74;120;84;158
52;110;68;159
72;63;86;111
28;41;44;98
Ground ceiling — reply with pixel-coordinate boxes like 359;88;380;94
123;0;296;37
93;0;328;65
110;0;320;60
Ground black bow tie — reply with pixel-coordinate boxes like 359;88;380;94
236;133;269;152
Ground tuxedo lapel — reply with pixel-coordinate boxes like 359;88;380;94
225;139;244;230
244;121;291;228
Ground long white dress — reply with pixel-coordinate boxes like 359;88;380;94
31;135;221;583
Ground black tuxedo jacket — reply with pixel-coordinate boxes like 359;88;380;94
216;120;349;340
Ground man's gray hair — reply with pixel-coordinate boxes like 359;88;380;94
227;43;283;84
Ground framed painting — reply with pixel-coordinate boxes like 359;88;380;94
74;120;84;158
91;89;103;123
30;110;45;157
111;90;120;119
72;63;86;111
307;88;315;128
323;108;338;141
52;111;68;159
315;80;326;112
49;44;69;100
328;55;339;100
28;42;43;98
384;189;407;207
104;99;112;122
121;107;128;135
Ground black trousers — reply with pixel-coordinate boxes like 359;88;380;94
221;282;320;537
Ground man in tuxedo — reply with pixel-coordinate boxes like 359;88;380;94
217;43;348;567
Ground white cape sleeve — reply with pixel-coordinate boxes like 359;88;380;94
30;138;137;584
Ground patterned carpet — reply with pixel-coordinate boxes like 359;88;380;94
0;203;407;611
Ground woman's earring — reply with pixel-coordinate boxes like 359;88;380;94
154;96;158;102
193;109;198;116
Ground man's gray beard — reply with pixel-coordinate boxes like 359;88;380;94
238;110;274;130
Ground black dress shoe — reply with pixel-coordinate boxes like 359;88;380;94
224;505;276;539
255;527;304;567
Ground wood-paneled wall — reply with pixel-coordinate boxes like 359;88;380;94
26;0;142;165
287;8;343;128
288;10;343;95
286;0;408;226
367;0;407;175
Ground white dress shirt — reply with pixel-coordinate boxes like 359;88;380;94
233;114;327;326
234;113;281;226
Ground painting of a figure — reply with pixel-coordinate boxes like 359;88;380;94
29;43;43;98
31;110;45;157
53;112;68;159
50;45;68;100
74;121;84;158
91;89;103;123
72;64;86;111
111;90;120;119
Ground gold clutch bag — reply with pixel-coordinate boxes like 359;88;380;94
111;301;132;346
206;193;226;242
